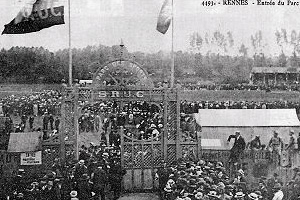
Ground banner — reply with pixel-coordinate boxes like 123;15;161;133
2;0;65;34
20;151;42;165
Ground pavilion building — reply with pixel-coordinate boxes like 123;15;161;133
250;67;300;85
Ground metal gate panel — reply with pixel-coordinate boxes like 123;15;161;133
61;85;196;192
123;170;133;191
167;145;176;165
143;169;153;189
133;169;142;189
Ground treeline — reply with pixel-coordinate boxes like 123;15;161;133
1;29;300;84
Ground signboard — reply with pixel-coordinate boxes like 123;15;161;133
20;151;42;165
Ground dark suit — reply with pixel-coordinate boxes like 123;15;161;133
227;134;246;163
91;167;107;200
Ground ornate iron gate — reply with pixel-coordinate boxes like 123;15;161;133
59;59;202;191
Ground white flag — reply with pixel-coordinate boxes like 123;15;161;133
156;0;172;34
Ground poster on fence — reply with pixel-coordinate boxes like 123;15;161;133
20;151;42;165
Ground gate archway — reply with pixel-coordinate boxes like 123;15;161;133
60;58;201;191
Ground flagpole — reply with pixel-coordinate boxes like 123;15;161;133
170;0;175;88
68;0;72;87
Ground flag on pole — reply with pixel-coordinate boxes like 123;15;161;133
156;0;172;34
2;0;65;34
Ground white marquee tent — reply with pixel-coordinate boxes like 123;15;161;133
194;109;300;150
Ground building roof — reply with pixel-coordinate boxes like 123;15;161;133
7;132;42;152
194;109;300;127
251;67;300;74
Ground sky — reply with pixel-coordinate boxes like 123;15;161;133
1;0;300;55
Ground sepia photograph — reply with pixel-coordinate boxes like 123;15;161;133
0;0;300;199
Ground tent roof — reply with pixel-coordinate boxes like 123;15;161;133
7;132;42;152
194;109;300;127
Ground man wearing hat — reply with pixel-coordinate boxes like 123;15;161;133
268;131;284;161
70;191;78;200
207;191;221;200
272;183;284;200
247;135;262;151
109;160;126;200
74;160;88;182
12;169;26;194
248;193;259;200
287;130;298;165
234;191;245;200
91;165;107;200
227;131;246;165
156;161;170;200
77;174;91;200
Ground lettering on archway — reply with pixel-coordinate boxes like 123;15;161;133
60;59;201;191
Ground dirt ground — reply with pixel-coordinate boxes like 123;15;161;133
118;193;159;200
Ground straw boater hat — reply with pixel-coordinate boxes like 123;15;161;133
17;193;24;198
207;191;221;199
234;192;245;198
195;192;203;200
78;160;85;164
164;184;173;193
254;190;262;199
70;191;78;198
248;193;259;200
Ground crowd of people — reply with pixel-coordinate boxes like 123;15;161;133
180;100;300;114
0;142;125;200
0;90;62;117
176;82;300;92
78;101;163;141
157;159;290;200
1;86;300;200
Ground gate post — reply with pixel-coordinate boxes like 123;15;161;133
74;87;79;160
176;88;181;160
197;133;202;159
163;88;168;162
120;126;124;167
60;100;66;165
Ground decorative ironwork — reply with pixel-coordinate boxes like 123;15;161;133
93;60;154;88
78;88;92;101
167;145;176;165
167;101;177;140
132;144;142;168
153;144;163;167
124;144;132;168
143;145;152;168
65;88;75;101
42;146;60;168
64;102;75;140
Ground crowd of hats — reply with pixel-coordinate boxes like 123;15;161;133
177;82;300;92
180;100;300;114
78;101;164;140
78;141;121;167
0;142;122;200
1;90;62;116
161;160;285;200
